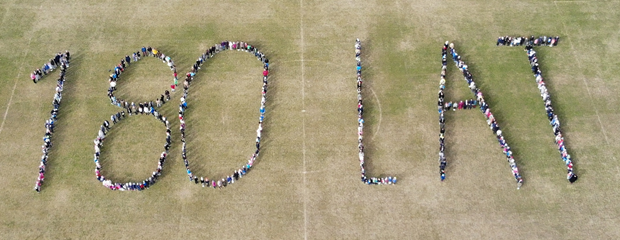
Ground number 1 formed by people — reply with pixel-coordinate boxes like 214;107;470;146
33;51;71;192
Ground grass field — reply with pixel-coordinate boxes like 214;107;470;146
1;0;619;239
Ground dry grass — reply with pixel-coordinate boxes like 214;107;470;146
0;0;619;239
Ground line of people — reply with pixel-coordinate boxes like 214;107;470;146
30;51;70;84
93;110;171;191
440;41;523;188
443;99;477;111
497;36;559;47
356;39;397;185
180;41;269;189
523;46;578;183
107;47;175;112
34;52;71;192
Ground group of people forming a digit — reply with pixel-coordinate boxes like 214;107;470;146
107;46;174;114
33;51;71;192
356;39;397;185
30;52;70;84
92;46;177;191
93;110;171;191
180;41;270;189
439;41;523;188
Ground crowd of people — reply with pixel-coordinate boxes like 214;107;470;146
93;110;171;191
180;41;269;189
496;36;559;47
30;52;70;84
443;99;477;111
524;46;578;182
496;38;577;182
107;47;175;112
440;41;523;188
34;51;71;192
356;39;397;185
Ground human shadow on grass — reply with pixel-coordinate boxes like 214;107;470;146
112;51;176;104
535;51;580;179
40;52;84;192
182;48;272;187
358;39;401;183
97;115;170;184
460;47;528;185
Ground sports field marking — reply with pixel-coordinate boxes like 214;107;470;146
554;1;612;147
553;0;620;3
0;0;15;25
0;82;18;135
279;59;322;64
554;1;618;173
0;37;32;136
299;0;308;239
369;87;383;138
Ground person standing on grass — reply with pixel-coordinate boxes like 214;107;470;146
31;72;37;83
53;53;61;66
445;102;452;111
173;71;178;86
127;103;133;115
143;103;150;115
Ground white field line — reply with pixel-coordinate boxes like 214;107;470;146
554;1;611;146
0;82;18;135
554;1;617;173
370;88;383;138
0;37;32;135
279;59;322;64
299;0;308;239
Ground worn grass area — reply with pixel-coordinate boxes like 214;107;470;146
0;0;619;239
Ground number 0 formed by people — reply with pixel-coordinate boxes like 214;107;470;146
180;41;269;189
